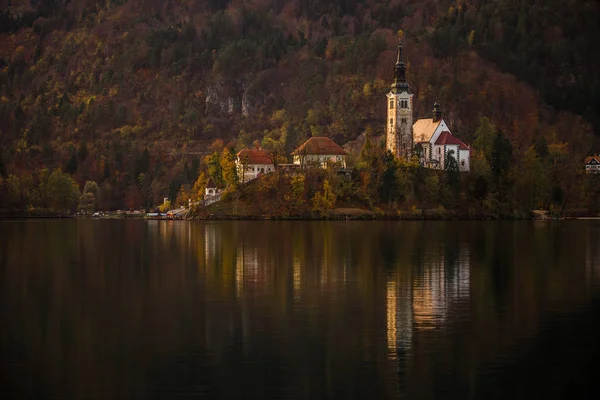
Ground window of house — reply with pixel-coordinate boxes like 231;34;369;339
461;160;465;166
438;148;441;154
390;100;394;108
390;118;393;125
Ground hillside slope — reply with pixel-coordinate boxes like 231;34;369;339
0;0;597;210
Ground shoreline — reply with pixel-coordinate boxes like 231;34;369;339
1;209;598;221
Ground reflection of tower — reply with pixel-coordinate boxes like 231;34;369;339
386;276;413;359
293;257;301;301
236;245;245;299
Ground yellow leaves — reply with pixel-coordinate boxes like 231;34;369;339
270;109;287;125
312;179;337;217
13;45;25;57
362;82;371;97
192;172;208;201
468;30;476;47
112;124;146;140
159;199;171;213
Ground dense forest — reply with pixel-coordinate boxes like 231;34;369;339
0;0;598;216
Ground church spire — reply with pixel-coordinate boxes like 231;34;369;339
433;101;442;122
391;42;410;94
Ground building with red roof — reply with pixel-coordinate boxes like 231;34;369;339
585;154;600;174
291;137;347;168
411;103;471;171
236;148;275;182
385;43;470;171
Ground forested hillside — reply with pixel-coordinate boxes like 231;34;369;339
0;0;598;214
433;0;600;132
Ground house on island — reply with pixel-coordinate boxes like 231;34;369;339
585;155;600;174
291;137;347;168
236;148;274;182
385;42;470;171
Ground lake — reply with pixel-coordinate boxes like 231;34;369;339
1;220;600;399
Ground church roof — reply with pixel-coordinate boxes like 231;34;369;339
413;118;441;143
434;131;470;150
206;177;216;188
291;137;347;156
237;148;272;165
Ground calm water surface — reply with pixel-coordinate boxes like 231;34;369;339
1;220;600;399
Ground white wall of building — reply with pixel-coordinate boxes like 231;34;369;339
458;149;470;171
293;154;346;168
416;120;470;172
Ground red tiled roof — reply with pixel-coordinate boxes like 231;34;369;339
237;148;273;165
434;131;470;150
585;155;600;164
291;137;347;156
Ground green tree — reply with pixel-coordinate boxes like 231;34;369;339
6;173;33;212
77;141;89;162
515;146;549;210
78;180;99;214
444;150;460;205
136;147;150;176
65;152;78;174
491;130;513;183
138;173;153;209
473;117;497;160
469;150;492;201
44;169;80;214
205;151;224;188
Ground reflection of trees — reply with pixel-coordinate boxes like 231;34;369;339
2;220;599;398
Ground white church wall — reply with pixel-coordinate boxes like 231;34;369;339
459;149;470;171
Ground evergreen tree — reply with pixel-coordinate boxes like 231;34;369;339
65;152;78;174
491;130;513;182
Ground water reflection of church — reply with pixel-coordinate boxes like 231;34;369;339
386;243;471;358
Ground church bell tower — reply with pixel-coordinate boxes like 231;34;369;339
386;42;414;160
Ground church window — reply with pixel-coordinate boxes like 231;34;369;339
390;100;394;109
390;118;393;125
401;118;407;123
461;160;465;166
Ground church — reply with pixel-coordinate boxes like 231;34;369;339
386;44;470;171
